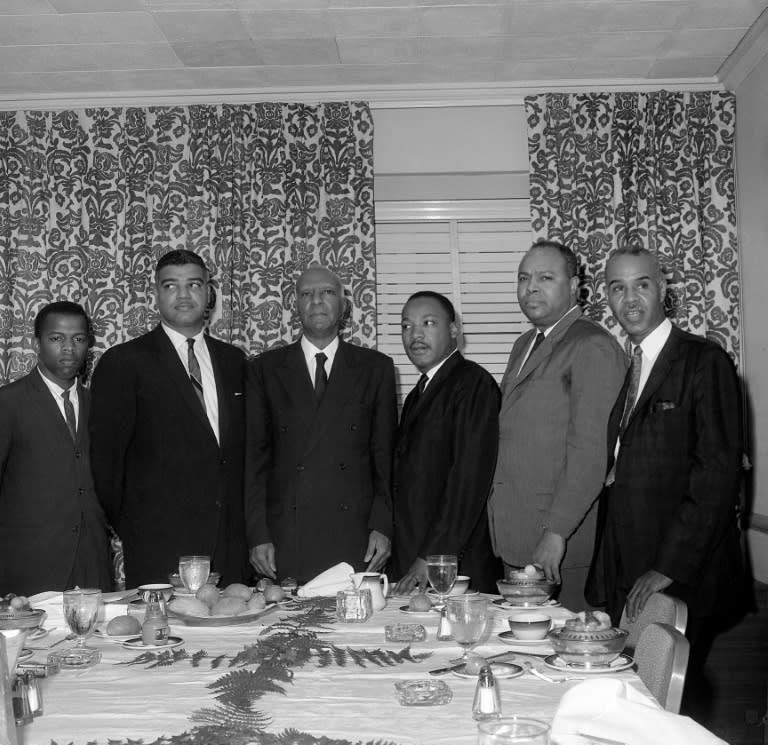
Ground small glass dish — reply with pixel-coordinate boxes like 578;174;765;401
385;623;427;642
394;679;453;706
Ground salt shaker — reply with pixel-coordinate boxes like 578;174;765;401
472;665;501;721
436;607;452;641
141;590;170;646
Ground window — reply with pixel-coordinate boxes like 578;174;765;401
375;200;531;406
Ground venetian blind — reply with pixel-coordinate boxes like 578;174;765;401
375;202;532;407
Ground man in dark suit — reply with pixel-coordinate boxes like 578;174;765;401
90;250;248;587
587;247;743;643
489;240;627;610
246;266;397;584
392;292;501;594
0;302;110;595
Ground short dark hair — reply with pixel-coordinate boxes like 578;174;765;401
530;239;579;279
405;291;456;322
34;301;91;339
156;249;207;276
607;246;666;282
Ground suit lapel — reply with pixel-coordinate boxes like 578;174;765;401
25;371;76;449
206;338;229;449
400;351;462;435
76;383;89;445
149;326;217;444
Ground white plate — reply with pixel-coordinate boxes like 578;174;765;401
544;653;634;674
26;627;50;641
399;604;436;614
427;589;479;598
121;636;185;651
167;604;275;627
94;628;141;643
497;631;552;647
452;662;524;680
493;599;561;610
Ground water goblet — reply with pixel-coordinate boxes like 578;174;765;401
426;554;458;607
446;594;488;665
477;716;550;744
49;588;102;669
178;555;211;594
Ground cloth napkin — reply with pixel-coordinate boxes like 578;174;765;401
551;678;727;745
297;562;355;598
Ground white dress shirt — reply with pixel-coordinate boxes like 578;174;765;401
419;348;459;393
37;367;79;430
517;304;579;375
162;324;220;443
301;335;339;385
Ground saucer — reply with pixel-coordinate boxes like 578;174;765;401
26;627;50;641
498;631;552;647
492;599;561;610
94;628;140;643
121;636;184;651
544;653;634;674
399;605;437;615
452;662;524;680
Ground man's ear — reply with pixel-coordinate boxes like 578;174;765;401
206;284;216;311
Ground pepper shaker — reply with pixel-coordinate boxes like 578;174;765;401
472;664;501;721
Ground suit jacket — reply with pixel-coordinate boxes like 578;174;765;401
586;325;743;621
391;352;502;592
488;307;627;572
245;338;397;583
89;325;247;587
0;370;110;594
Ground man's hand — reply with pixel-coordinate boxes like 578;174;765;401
394;557;427;595
364;530;391;571
626;570;672;622
250;543;277;579
532;530;565;584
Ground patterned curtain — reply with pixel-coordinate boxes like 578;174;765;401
0;102;376;384
526;91;740;363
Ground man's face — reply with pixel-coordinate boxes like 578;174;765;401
517;246;579;330
401;296;458;374
155;262;208;335
606;252;667;344
34;313;89;389
296;268;345;345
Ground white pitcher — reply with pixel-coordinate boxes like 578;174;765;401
350;572;389;612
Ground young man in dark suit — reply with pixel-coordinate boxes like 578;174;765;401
587;246;743;717
90;250;248;587
0;302;111;595
392;291;501;594
246;266;397;584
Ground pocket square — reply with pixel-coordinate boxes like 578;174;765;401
653;400;676;412
234;392;243;397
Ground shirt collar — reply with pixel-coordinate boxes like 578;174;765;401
36;366;76;397
539;304;579;337
422;347;459;383
635;317;672;361
301;335;339;363
162;322;205;350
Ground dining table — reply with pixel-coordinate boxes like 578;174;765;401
16;590;654;745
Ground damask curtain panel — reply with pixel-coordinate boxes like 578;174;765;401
0;102;376;384
526;91;740;363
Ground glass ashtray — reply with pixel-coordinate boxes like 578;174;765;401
385;623;427;642
394;679;453;706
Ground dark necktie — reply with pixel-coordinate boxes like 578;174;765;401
62;388;77;441
187;338;206;412
314;352;328;400
521;331;545;373
417;373;428;396
619;345;643;434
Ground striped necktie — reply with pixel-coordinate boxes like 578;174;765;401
62;388;77;441
619;345;643;434
187;338;206;412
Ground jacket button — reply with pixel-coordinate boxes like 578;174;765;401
297;464;305;472
280;426;288;433
339;463;347;470
78;488;85;496
219;458;227;466
350;424;357;431
72;525;79;533
74;450;81;458
215;500;222;508
339;503;349;511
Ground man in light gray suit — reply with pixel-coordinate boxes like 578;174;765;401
488;240;626;609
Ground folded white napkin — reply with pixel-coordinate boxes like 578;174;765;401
297;562;355;598
552;678;727;745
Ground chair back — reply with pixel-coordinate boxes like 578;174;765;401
619;592;688;653
634;622;690;713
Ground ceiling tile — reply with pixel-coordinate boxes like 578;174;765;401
330;8;418;36
659;27;751;57
172;40;265;66
0;12;165;44
252;38;340;65
648;56;725;77
240;10;333;38
152;10;252;42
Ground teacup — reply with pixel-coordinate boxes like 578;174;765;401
138;583;174;603
449;575;471;595
507;613;552;640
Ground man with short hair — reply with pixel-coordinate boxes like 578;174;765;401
392;291;501;594
90;250;248;587
586;247;742;660
245;265;397;583
0;301;110;594
489;240;627;610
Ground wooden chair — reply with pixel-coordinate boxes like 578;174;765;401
634;622;690;713
619;592;688;654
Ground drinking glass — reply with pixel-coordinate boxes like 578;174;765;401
446;594;488;664
49;588;102;669
477;717;550;744
426;554;458;606
178;555;211;594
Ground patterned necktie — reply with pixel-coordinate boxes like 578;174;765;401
619;345;643;434
314;352;328;400
187;338;206;412
62;388;77;441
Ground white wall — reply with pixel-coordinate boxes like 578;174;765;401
736;53;768;583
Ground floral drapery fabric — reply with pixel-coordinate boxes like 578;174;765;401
0;102;376;384
526;91;740;363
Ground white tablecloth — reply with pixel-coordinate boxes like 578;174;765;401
19;593;651;745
